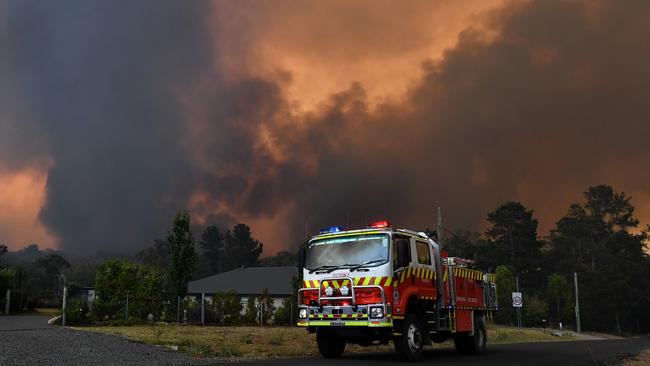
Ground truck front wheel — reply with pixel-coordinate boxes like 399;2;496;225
394;314;424;361
316;328;346;358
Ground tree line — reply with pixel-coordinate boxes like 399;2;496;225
442;184;650;334
0;211;295;323
1;184;648;333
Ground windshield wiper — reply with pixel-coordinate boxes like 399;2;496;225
325;263;356;273
308;265;337;274
350;259;384;271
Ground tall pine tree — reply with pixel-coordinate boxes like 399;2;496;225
200;226;224;274
167;212;196;304
223;223;263;271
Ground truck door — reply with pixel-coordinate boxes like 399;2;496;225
414;240;436;299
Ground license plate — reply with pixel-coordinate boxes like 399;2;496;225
330;321;345;326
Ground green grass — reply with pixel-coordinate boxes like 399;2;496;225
75;324;580;360
33;308;60;316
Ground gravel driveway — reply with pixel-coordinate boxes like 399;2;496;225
0;315;210;366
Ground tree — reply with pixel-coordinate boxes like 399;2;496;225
200;226;224;274
94;260;165;320
213;290;242;325
0;244;7;264
547;273;570;326
243;295;258;325
442;230;482;263
273;298;294;325
257;251;297;267
495;265;515;325
259;288;275;325
223;224;263;271
34;253;70;302
521;296;549;327
135;239;171;269
167;212;196;304
549;185;650;333
484;201;543;291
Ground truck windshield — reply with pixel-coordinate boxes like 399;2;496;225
305;234;389;270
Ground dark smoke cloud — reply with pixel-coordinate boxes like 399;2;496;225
2;1;213;254
2;0;650;254
191;0;650;242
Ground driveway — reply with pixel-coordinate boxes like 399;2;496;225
0;315;205;366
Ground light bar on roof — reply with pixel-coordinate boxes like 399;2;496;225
368;220;391;228
319;226;344;234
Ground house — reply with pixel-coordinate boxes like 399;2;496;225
187;266;297;309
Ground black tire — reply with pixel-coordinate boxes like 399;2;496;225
316;328;346;358
454;314;487;355
394;314;424;362
453;336;469;354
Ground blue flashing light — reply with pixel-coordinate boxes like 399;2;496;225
319;226;344;234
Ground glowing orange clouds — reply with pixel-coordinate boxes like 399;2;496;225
211;0;503;111
0;168;56;250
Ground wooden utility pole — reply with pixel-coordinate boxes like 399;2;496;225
574;272;581;333
436;206;443;247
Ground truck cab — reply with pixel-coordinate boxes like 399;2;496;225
297;221;497;361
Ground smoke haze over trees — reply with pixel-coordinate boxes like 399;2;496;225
444;184;650;334
2;1;650;260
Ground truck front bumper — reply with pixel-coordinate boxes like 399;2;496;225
297;304;393;327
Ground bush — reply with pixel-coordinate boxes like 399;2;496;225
273;298;294;325
522;296;549;327
65;299;90;325
259;288;275;325
93;260;165;322
213;290;242;325
242;296;258;325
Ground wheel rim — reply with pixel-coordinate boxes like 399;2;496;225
407;323;422;353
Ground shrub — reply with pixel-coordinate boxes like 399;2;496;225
65;299;90;325
213;290;242;325
273;298;294;325
93;260;165;322
242;296;258;325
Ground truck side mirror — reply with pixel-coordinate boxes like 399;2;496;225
298;247;306;269
397;240;411;268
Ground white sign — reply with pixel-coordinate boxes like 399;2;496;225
512;292;523;307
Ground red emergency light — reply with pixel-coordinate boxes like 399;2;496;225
369;220;391;229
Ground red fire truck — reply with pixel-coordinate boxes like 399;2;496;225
297;221;498;361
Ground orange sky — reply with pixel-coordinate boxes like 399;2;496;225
0;168;56;250
3;0;650;255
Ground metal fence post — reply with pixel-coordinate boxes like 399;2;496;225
177;296;180;323
61;286;67;326
201;293;205;325
125;291;129;321
4;289;10;315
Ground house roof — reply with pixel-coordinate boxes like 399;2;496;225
187;266;298;296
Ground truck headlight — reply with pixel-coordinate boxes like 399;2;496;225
299;308;308;319
340;285;349;296
325;286;334;297
370;307;384;318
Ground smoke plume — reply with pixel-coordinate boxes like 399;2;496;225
1;0;650;254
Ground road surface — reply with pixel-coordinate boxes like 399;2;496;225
0;315;648;365
0;314;208;366
221;338;650;366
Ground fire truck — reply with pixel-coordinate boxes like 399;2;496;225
297;221;498;361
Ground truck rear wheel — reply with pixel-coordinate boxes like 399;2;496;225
394;314;424;362
454;314;487;355
316;328;346;358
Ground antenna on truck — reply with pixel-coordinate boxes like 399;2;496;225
436;206;443;249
